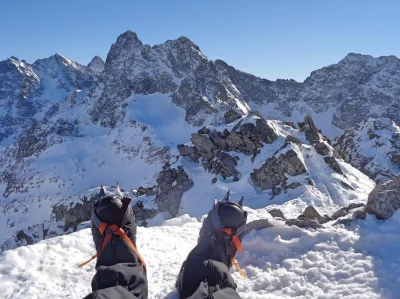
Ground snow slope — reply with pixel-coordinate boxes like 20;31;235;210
1;212;399;299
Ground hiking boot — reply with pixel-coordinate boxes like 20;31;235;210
175;194;247;298
90;186;141;267
197;200;247;268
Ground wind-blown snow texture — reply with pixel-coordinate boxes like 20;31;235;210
1;211;399;299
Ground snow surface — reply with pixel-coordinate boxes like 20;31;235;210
1;212;400;299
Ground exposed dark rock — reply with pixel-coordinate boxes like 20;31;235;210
198;126;209;135
190;133;219;160
256;118;277;144
365;175;400;219
251;149;307;191
352;210;366;220
209;152;240;180
154;166;194;217
324;156;344;174
304;115;321;144
331;203;365;220
52;193;98;231
390;153;400;166
333;148;346;160
224;109;242;123
283;121;296;129
348;203;365;210
331;207;348;220
226;131;246;152
307;178;315;186
132;200;157;222
314;142;330;156
211;178;217;184
286;218;322;230
268;208;286;219
136;186;156;197
303;206;322;220
243;219;274;236
272;187;282;195
300;206;331;224
285;135;302;145
16;230;34;245
208;130;230;151
177;144;200;162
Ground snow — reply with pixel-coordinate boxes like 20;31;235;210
1;211;400;299
126;93;199;146
178;121;374;220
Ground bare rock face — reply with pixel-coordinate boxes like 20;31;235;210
301;206;331;224
209;152;240;181
303;115;321;144
177;144;200;162
190;133;219;160
131;200;157;222
286;218;322;230
224;109;242;123
285;135;302;145
154;166;194;217
331;203;365;220
52;192;101;231
324;157;344;174
315;142;330;156
251;149;307;191
268;208;286;219
365;175;400;219
179;116;277;182
352;210;367;220
243;219;274;236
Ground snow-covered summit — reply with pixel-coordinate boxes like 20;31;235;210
87;55;104;74
33;53;94;91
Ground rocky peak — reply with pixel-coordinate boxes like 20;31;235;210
87;55;105;73
33;53;94;91
116;30;143;47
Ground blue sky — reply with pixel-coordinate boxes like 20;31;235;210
1;0;399;81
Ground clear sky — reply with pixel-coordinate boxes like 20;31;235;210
1;0;399;81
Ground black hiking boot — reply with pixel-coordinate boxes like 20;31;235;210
196;200;247;267
176;192;247;298
90;186;141;267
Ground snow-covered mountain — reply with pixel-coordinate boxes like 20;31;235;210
0;30;399;252
87;56;105;74
336;118;400;182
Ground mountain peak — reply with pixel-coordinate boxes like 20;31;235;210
87;56;105;73
341;53;374;63
116;30;143;47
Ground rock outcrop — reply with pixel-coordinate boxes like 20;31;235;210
365;175;400;219
179;116;277;181
251;148;307;191
154;166;194;217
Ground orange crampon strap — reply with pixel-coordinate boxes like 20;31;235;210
78;222;146;269
221;228;246;278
